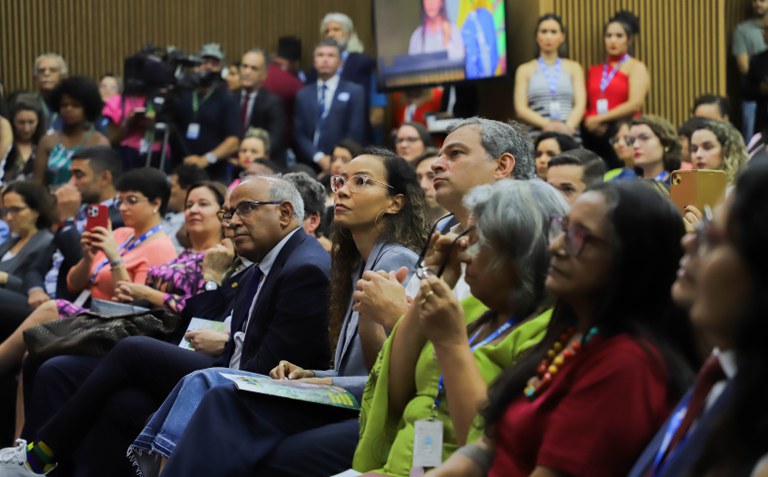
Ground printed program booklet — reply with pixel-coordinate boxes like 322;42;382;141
178;317;229;350
219;373;360;410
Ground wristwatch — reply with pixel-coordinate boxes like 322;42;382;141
205;152;217;165
204;280;219;291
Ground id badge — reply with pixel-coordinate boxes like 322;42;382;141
186;123;201;140
596;98;609;115
412;419;443;469
549;101;561;119
139;138;150;154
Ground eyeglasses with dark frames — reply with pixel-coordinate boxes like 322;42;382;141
217;200;282;223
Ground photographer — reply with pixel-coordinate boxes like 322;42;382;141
175;43;240;184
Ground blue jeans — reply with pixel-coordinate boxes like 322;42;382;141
128;367;262;476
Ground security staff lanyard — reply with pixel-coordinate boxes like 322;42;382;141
432;316;517;413
89;225;162;283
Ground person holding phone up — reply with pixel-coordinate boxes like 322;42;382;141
0;167;177;374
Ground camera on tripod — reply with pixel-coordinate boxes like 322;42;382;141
122;45;211;170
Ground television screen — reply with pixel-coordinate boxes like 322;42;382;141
373;0;508;91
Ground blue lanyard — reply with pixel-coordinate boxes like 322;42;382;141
600;54;630;94
650;393;692;476
538;57;562;96
654;170;670;184
89;225;162;283
433;316;517;410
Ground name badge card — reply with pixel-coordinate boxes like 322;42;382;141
412;419;444;469
596;99;609;115
186;123;201;140
549;101;561;119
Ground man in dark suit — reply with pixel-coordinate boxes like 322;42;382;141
11;175;331;476
294;39;365;172
237;49;287;166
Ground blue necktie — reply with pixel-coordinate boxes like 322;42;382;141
233;265;263;332
318;83;327;119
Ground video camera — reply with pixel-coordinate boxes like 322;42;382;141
123;44;221;122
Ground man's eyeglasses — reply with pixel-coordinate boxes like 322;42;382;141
330;174;394;194
549;215;610;257
0;206;28;217
217;200;282;223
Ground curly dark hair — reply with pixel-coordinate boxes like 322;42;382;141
2;180;56;229
48;76;104;123
327;147;431;353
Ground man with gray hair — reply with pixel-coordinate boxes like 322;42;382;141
283;171;326;238
433;116;535;229
34;52;68;131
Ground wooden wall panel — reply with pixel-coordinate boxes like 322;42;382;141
0;0;373;94
547;0;727;127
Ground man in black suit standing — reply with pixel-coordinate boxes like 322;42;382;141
237;49;287;166
294;39;365;172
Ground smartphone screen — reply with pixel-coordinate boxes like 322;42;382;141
85;204;109;231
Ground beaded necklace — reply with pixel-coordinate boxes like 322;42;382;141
523;326;599;399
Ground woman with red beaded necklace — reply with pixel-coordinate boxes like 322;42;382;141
427;181;697;477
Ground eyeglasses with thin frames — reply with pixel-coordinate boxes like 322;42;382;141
0;206;28;217
115;195;149;208
330;174;394;194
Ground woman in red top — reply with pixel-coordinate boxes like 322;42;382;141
427;181;696;477
583;11;650;169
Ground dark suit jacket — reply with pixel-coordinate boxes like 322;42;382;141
744;50;768;134
215;228;331;374
294;78;365;167
241;88;287;165
0;230;54;293
628;382;736;477
23;204;123;300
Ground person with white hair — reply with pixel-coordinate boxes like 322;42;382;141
32;52;68;132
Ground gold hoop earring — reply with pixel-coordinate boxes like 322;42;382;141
374;209;386;235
